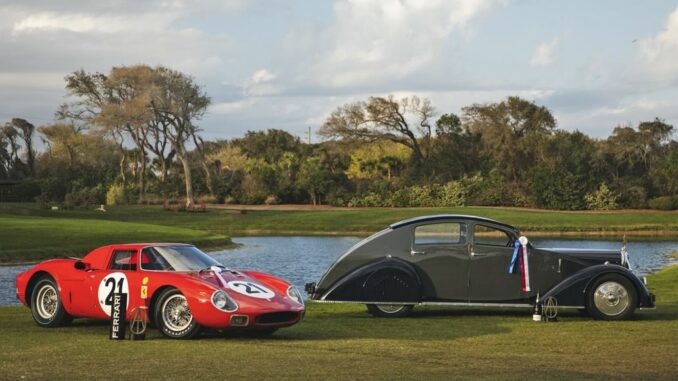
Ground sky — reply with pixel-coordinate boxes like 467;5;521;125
1;0;678;141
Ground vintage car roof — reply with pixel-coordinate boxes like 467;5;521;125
389;214;519;231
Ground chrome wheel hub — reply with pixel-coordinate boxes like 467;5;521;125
593;281;629;316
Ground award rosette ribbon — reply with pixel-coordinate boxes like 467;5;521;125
507;236;531;292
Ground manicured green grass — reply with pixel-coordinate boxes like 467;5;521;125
0;203;676;262
2;203;678;236
0;215;231;263
1;265;676;380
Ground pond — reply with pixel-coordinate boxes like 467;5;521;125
1;236;676;306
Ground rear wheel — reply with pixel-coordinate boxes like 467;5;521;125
587;274;637;320
366;304;414;318
154;288;201;339
30;275;72;327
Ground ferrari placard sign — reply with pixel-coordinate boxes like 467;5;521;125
110;292;127;340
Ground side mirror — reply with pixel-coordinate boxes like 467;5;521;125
74;261;88;270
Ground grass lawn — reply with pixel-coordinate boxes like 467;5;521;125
1;265;676;380
0;215;231;263
0;202;676;262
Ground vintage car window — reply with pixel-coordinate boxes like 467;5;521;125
414;223;466;245
474;224;513;247
109;250;137;271
140;245;222;271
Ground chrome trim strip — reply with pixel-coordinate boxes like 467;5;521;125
310;300;585;309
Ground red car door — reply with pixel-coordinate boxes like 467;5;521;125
75;248;141;320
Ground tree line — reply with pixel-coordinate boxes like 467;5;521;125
1;65;676;210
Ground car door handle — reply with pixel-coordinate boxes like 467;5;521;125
410;250;426;256
471;251;486;257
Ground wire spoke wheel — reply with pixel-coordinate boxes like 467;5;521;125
30;276;72;327
162;294;193;332
36;284;58;320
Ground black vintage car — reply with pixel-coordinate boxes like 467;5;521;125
305;215;655;320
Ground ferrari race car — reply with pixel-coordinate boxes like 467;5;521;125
16;243;305;338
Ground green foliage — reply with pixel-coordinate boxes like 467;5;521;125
63;185;106;209
349;182;466;208
106;183;130;206
6;87;675;210
584;183;619;210
648;196;678;210
11;179;42;202
298;157;334;205
528;166;587;210
462;170;509;206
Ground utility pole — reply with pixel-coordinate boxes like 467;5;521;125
307;126;311;144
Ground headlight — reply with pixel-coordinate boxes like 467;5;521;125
287;286;304;305
211;290;238;312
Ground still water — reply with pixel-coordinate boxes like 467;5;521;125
1;236;676;306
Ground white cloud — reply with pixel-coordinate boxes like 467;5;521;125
242;68;281;96
313;0;508;88
250;69;276;84
0;72;64;90
638;6;678;84
12;12;174;34
211;98;258;114
530;37;558;66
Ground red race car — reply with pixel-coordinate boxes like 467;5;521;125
15;243;305;339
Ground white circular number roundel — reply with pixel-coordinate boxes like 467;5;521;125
226;281;275;299
98;272;130;316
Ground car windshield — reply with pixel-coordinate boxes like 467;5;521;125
140;245;222;271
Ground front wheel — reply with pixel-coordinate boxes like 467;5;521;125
30;275;72;327
586;274;637;320
154;288;201;339
366;304;414;318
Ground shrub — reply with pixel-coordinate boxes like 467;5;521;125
64;185;106;209
106;183;129;206
648;196;678;210
14;179;42;202
264;194;279;205
585;183;619;210
348;192;387;207
407;185;435;207
439;181;466;207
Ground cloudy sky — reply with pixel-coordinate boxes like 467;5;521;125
1;0;678;141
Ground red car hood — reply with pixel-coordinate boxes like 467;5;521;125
180;269;298;310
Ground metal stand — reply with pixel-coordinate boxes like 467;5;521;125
542;297;558;322
129;306;148;340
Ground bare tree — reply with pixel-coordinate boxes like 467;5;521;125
8;118;36;176
150;67;210;207
320;95;435;164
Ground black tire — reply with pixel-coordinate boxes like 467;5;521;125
363;269;419;303
586;274;637;321
153;288;201;339
30;275;72;327
366;304;414;318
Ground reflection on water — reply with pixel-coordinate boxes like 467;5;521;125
1;236;676;306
